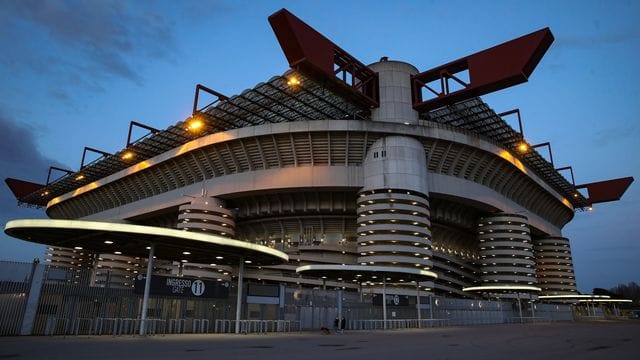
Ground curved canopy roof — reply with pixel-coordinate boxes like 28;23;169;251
4;219;288;266
296;264;437;284
462;285;542;293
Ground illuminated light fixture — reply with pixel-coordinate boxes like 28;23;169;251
287;76;301;86
216;256;224;259
181;259;188;263
518;142;529;152
74;246;83;250
41;191;49;197
573;193;579;198
114;251;122;255
104;240;113;244
121;150;135;160
182;251;191;255
75;174;85;181
587;206;593;211
187;118;204;131
244;260;252;264
145;246;151;250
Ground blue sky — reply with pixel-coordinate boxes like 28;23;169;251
0;0;638;293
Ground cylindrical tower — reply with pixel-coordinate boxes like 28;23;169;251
477;213;537;288
177;197;235;237
368;60;419;125
534;237;578;295
356;136;432;272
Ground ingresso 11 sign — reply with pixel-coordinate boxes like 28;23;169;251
134;274;230;299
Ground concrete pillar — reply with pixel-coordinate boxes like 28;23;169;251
356;136;433;277
368;60;419;125
178;197;235;238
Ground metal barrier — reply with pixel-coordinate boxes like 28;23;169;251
72;318;94;335
213;320;300;333
168;318;186;334
348;318;449;330
44;317;70;336
215;319;231;333
191;319;209;333
507;317;552;324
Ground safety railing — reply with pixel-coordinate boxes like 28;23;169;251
214;319;301;333
507;316;553;324
348;318;449;330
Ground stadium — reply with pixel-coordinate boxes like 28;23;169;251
2;9;633;333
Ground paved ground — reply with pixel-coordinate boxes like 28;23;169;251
1;321;639;360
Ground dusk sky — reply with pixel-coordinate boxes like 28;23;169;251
0;0;638;293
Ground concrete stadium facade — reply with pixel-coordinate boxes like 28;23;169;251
39;59;579;300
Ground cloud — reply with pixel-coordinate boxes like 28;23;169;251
0;113;64;261
0;116;52;182
1;0;176;85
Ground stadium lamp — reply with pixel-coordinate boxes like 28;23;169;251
517;142;529;152
287;76;301;87
186;117;204;131
121;150;135;161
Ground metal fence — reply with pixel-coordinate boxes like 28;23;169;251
0;260;584;337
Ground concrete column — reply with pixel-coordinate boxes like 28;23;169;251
534;237;578;295
357;136;432;275
368;60;419;125
477;214;537;291
178;197;235;238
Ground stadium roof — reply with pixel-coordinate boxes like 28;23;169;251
6;8;630;212
6;70;588;209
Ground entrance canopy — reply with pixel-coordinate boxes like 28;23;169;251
4;219;288;266
296;264;437;284
539;294;633;304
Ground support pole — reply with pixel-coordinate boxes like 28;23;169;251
516;293;523;324
416;283;421;328
235;258;244;334
382;276;387;329
337;289;343;332
429;293;434;319
530;301;535;318
140;244;154;336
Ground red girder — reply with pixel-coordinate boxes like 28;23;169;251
576;177;634;205
412;28;554;111
268;9;378;107
5;178;45;201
